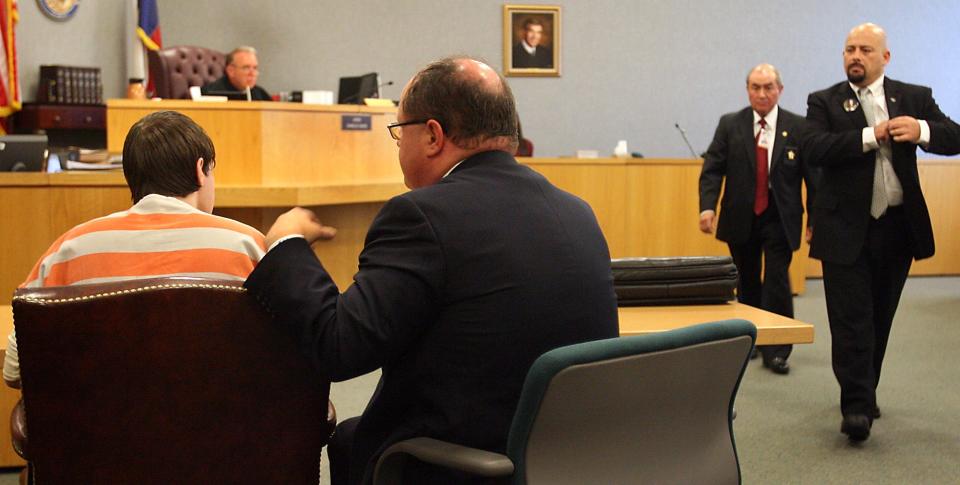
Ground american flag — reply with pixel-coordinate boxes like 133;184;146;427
0;0;20;134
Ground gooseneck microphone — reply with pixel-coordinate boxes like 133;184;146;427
674;122;700;159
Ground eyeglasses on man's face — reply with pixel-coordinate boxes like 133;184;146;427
387;120;429;141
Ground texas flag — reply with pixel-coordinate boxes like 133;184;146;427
0;0;21;134
127;0;161;96
136;0;162;51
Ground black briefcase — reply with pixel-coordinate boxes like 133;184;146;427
611;256;738;306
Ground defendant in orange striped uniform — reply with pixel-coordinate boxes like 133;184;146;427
3;111;266;388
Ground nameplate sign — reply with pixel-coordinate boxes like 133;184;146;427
341;115;372;131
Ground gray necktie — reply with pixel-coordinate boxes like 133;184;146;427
861;88;888;218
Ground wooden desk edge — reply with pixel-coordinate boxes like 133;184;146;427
617;302;815;346
618;324;814;345
0;172;408;208
107;98;398;114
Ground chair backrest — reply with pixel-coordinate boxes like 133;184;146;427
12;277;330;484
148;45;226;99
506;319;755;485
516;138;534;157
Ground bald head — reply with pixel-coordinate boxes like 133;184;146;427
847;23;887;50
401;56;518;150
453;57;505;93
844;23;890;87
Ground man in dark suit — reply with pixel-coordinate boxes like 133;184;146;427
244;56;619;484
805;23;960;442
200;46;271;101
512;17;553;68
699;64;815;375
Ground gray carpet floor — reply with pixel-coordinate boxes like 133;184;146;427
2;276;956;483
735;276;959;484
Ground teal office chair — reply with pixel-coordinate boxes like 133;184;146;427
373;319;756;485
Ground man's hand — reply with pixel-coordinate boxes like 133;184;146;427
265;207;337;248
699;211;715;234
888;116;921;143
873;120;891;143
805;226;813;243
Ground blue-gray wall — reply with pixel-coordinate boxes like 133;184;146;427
17;1;960;158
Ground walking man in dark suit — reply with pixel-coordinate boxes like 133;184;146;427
805;23;960;442
243;56;619;484
699;64;815;375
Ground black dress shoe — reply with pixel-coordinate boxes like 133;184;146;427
841;414;872;442
762;356;790;374
872;406;881;419
750;347;759;360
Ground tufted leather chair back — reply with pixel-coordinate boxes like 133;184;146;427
148;46;226;99
12;276;331;484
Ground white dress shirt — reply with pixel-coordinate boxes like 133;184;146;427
754;105;778;180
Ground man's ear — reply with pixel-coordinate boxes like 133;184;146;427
195;158;207;186
424;119;445;156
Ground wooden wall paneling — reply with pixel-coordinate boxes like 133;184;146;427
912;161;960;275
524;160;628;257
260;110;400;185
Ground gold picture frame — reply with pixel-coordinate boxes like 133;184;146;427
503;4;561;77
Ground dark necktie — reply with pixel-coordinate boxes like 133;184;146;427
754;118;768;215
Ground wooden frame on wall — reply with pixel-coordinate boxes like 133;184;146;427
503;4;561;77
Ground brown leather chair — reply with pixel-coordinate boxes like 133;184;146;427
11;277;333;484
148;46;226;99
516;138;534;157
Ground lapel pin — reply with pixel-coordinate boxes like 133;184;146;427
843;98;859;112
788;150;796;160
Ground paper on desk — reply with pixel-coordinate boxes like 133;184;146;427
65;154;122;170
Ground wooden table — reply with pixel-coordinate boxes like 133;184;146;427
619;301;814;345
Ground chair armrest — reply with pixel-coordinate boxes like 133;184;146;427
10;398;27;459
373;437;514;484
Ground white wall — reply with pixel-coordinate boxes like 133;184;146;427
16;0;960;157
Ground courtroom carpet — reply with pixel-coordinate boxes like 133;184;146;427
0;277;956;484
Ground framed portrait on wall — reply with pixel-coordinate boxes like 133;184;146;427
503;5;561;77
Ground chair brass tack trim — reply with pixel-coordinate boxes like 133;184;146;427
12;282;246;305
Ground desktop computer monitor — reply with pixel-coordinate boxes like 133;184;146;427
0;134;48;172
337;73;380;104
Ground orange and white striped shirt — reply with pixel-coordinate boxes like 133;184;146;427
22;194;266;287
5;194;266;383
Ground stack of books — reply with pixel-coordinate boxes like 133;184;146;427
38;65;104;105
64;149;122;170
